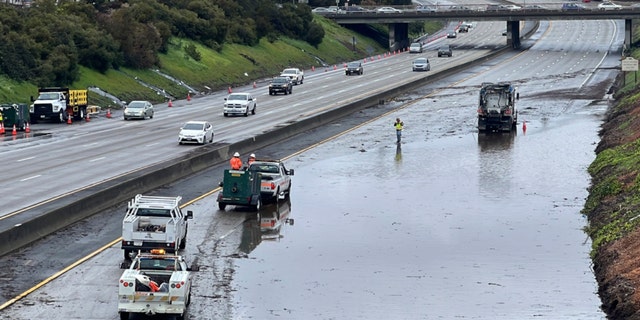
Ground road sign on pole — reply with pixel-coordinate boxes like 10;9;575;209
621;57;638;71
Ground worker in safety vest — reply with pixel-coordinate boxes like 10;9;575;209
230;152;243;170
247;153;256;166
394;118;403;144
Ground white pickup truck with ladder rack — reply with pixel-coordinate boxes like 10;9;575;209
121;195;193;260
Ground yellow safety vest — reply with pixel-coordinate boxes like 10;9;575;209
394;122;403;131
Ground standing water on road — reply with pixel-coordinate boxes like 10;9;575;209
229;97;607;319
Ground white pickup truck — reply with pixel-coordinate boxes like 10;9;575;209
121;195;193;260
247;159;294;202
280;68;304;85
118;249;198;320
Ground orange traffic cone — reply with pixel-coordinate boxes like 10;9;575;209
168;99;173;108
85;112;90;122
0;122;5;134
12;124;17;135
67;114;72;125
25;122;30;133
333;65;337;70
522;120;527;133
228;87;232;94
187;93;191;102
312;66;315;71
106;108;112;118
253;82;257;88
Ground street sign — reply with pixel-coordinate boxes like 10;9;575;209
622;57;638;72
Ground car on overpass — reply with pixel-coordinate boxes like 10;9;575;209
598;1;622;10
412;58;431;72
376;7;402;13
562;3;585;10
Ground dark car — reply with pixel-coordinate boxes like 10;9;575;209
268;77;293;95
562;3;585;10
345;62;364;76
447;30;457;38
438;45;452;57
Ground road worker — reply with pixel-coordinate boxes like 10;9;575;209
247;153;256;166
394;118;404;143
230;152;243;170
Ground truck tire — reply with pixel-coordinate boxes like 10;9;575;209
253;198;261;211
119;311;129;320
123;249;133;261
218;202;226;210
75;108;85;121
58;111;66;123
252;105;256;115
179;233;187;250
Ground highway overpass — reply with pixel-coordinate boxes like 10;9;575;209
321;8;639;50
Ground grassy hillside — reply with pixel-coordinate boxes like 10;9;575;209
0;16;442;108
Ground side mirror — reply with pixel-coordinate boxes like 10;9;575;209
288;169;295;176
186;210;193;219
120;261;131;269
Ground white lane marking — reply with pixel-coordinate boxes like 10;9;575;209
17;156;35;162
21;175;41;182
90;157;106;162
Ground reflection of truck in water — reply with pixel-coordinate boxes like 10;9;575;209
477;82;518;132
260;199;294;240
30;87;88;123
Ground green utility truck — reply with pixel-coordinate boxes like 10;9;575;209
217;169;262;211
1;103;30;131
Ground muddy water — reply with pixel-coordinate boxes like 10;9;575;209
230;94;607;319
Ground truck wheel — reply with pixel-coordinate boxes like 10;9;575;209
244;109;249;117
218;203;226;210
119;311;130;320
252;105;256;115
253;198;261;211
76;108;85;121
123;249;132;261
180;233;187;249
58;111;66;123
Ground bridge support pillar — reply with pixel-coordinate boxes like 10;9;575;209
625;19;633;53
388;23;409;52
506;20;521;49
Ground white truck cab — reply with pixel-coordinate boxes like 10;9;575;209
247;159;294;202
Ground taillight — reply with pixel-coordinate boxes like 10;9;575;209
270;183;276;190
504;109;511;115
477;108;483;114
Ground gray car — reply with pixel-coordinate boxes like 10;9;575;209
124;100;154;120
412;58;431;71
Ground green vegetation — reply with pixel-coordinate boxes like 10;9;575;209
582;33;640;255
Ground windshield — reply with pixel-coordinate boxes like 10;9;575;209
182;122;204;130
414;58;427;63
135;258;179;270
272;78;288;84
37;93;59;100
136;208;172;217
282;69;296;75
411;43;421;48
348;63;360;68
227;94;248;101
128;101;146;108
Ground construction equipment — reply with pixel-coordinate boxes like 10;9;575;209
30;87;88;123
477;82;519;132
0;103;30;131
217;169;262;211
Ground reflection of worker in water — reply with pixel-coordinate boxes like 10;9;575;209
230;152;243;170
394;118;404;143
395;143;402;162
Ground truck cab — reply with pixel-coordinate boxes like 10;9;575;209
247;159;294;202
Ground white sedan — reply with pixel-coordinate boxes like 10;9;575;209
598;2;622;10
376;7;403;13
178;120;214;145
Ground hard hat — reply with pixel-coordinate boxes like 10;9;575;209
250;153;255;158
233;152;240;157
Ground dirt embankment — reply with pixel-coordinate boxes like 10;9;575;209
588;74;640;319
